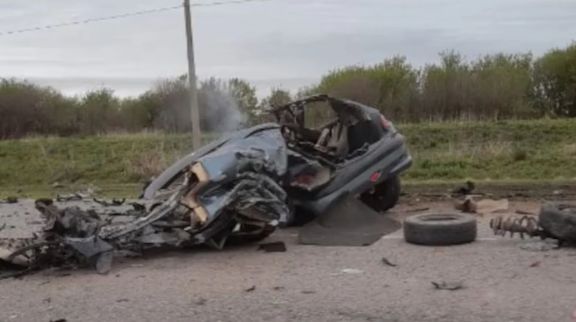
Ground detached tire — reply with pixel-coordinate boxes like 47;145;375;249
404;213;477;246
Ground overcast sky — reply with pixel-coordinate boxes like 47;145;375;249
1;0;575;97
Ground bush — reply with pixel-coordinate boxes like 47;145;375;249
2;43;576;139
533;43;576;117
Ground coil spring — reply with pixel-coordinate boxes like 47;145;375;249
489;215;542;239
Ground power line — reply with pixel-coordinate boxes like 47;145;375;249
193;0;272;7
0;5;182;36
0;0;274;37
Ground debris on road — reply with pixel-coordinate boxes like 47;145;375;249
452;181;475;196
244;285;256;292
454;197;477;213
490;214;540;239
0;196;19;204
476;199;509;214
404;213;477;246
431;281;464;291
529;261;541;267
258;241;287;252
381;257;397;267
539;203;576;243
454;196;509;215
340;268;363;274
490;203;576;244
93;198;126;207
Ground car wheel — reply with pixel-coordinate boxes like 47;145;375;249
361;175;401;212
227;224;276;244
403;213;477;246
539;203;576;242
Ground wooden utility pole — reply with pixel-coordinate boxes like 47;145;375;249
183;0;201;150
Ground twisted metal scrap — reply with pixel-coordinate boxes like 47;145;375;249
490;215;542;239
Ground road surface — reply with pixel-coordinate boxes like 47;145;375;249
1;199;576;322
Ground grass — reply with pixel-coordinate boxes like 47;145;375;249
1;118;575;198
399;118;576;181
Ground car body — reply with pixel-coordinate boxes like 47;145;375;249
141;94;412;244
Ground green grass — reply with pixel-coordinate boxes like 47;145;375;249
1;119;575;198
398;118;576;181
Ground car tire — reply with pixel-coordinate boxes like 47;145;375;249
404;213;477;246
539;203;576;242
227;224;276;244
361;175;401;212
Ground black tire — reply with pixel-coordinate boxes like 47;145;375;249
404;213;477;246
361;176;401;212
539;203;576;242
226;224;276;244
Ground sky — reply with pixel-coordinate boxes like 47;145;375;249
1;0;575;97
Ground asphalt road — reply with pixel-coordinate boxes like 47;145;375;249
1;200;576;322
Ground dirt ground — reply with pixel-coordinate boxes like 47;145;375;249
1;197;576;322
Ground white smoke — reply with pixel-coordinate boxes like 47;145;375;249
199;80;247;133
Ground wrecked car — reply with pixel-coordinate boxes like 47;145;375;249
1;95;411;273
142;94;412;242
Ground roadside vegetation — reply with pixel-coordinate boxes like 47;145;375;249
1;43;575;195
1;118;575;192
1;43;576;139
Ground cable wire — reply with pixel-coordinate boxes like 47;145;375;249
193;0;272;7
0;0;273;37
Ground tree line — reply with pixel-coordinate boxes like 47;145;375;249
0;43;574;139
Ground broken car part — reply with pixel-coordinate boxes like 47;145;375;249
404;213;477;246
539;203;576;242
93;198;126;207
431;281;465;291
490;215;540;239
491;202;576;244
454;196;477;213
360;176;401;212
298;194;401;246
381;257;397;267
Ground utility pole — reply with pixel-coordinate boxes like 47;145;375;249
183;0;202;150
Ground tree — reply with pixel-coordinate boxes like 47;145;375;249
533;43;576;117
257;88;292;124
0;78;78;138
313;57;419;121
228;78;258;121
79;88;121;134
471;53;535;119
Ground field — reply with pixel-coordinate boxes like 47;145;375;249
1;118;575;197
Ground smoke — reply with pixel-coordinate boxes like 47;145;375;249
198;79;247;133
150;76;248;134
